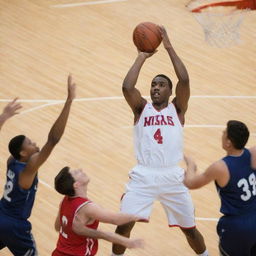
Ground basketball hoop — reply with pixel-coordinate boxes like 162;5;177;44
187;0;256;47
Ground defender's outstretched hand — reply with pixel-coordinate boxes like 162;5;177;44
2;98;22;118
67;74;76;101
0;98;22;130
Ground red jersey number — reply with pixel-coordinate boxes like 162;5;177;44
154;129;163;144
60;215;68;239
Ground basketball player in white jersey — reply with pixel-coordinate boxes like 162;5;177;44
111;26;209;256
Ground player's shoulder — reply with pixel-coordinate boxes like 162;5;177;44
249;146;256;156
77;200;98;216
207;160;228;174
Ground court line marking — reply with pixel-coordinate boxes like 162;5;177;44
51;0;127;8
121;124;226;129
0;95;256;103
196;217;218;221
39;179;54;190
0;95;253;115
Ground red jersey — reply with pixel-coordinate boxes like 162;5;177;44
52;196;99;256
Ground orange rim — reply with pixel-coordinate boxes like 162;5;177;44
189;0;256;12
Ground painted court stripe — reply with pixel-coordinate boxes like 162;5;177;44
196;217;218;221
0;95;255;103
121;124;226;129
51;0;127;8
39;179;53;189
185;124;225;128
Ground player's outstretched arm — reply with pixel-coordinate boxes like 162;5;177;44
183;155;225;189
159;26;190;119
122;52;154;117
72;214;144;249
0;98;22;131
79;202;140;226
19;75;76;189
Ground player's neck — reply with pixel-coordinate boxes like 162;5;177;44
152;101;168;111
75;187;88;198
227;148;244;157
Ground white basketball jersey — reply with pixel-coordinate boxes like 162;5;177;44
134;102;183;168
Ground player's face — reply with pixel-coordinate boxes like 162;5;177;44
20;137;40;158
70;168;90;186
150;77;171;104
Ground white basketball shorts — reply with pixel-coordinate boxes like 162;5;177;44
120;164;195;228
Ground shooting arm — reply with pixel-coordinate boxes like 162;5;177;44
123;53;154;116
159;26;190;117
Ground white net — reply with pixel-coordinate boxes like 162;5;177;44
187;1;248;47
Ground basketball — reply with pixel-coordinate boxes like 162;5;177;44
133;22;162;53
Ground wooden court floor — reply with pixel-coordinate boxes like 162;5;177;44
0;0;255;255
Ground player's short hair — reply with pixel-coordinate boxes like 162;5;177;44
55;166;75;197
227;120;249;149
153;74;173;90
8;135;26;160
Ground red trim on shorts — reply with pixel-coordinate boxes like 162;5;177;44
168;224;196;229
138;219;149;223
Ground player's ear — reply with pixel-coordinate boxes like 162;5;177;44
226;139;232;148
20;150;27;158
73;181;80;189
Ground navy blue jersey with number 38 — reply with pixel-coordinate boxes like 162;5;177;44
216;148;256;216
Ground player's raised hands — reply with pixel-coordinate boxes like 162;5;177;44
138;50;157;59
0;98;22;131
158;25;172;49
2;98;22;118
67;74;76;101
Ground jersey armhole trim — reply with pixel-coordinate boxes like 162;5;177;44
75;201;92;215
170;102;183;127
134;101;147;126
72;201;92;228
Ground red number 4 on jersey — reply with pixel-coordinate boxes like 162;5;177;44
154;128;163;144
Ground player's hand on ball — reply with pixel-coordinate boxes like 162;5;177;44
158;25;171;49
138;50;157;59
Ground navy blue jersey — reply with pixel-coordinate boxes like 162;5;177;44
216;148;256;216
0;158;38;219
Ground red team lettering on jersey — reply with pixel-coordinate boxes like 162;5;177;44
52;196;99;256
134;103;183;168
144;115;174;127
